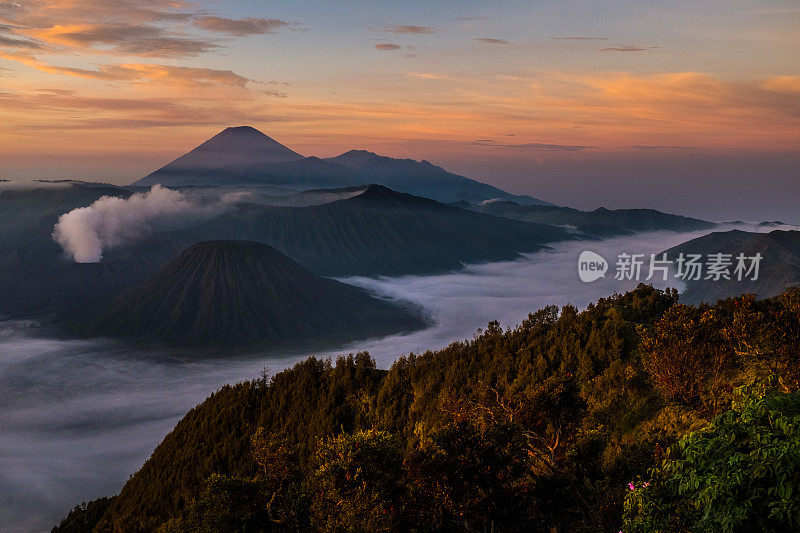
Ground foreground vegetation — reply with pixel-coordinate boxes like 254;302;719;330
55;285;800;532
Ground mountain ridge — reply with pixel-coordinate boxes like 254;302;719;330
134;126;551;205
165;185;575;277
461;200;715;237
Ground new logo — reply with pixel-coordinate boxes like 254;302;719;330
578;251;608;282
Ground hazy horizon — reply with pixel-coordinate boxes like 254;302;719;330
3;144;799;224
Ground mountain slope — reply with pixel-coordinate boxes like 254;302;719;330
54;286;800;531
133;126;551;204
325;150;551;205
461;201;715;237
136;126;306;187
664;229;800;303
167;185;575;277
77;240;427;347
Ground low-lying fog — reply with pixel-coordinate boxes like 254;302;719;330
0;227;777;531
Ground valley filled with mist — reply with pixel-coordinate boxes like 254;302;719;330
1;230;705;531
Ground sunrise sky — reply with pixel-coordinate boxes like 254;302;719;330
1;0;798;220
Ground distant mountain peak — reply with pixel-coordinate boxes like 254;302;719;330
198;126;301;156
209;126;296;149
327;150;445;172
340;149;379;158
664;229;800;304
220;125;263;134
351;184;429;202
135;127;305;186
326;149;382;168
355;183;400;199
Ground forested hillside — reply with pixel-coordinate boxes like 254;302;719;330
56;286;800;532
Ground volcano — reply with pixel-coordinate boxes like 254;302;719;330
135;126;307;187
78;240;427;347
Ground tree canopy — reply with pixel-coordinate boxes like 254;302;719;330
54;286;800;532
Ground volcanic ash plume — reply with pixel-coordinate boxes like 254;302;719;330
52;185;216;263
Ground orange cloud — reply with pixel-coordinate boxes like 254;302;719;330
0;51;252;87
121;64;252;88
504;72;800;149
3;0;193;26
406;72;450;80
23;23;217;57
763;76;800;94
571;72;800;121
280;71;800;152
1;67;797;163
0;32;45;49
0;1;293;60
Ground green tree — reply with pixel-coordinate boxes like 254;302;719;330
249;427;304;527
639;305;735;413
623;386;800;532
723;290;800;392
52;497;115;533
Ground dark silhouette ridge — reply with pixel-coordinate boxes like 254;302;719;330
462;200;715;238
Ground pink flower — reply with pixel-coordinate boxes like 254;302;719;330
643;482;650;487
628;482;635;490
